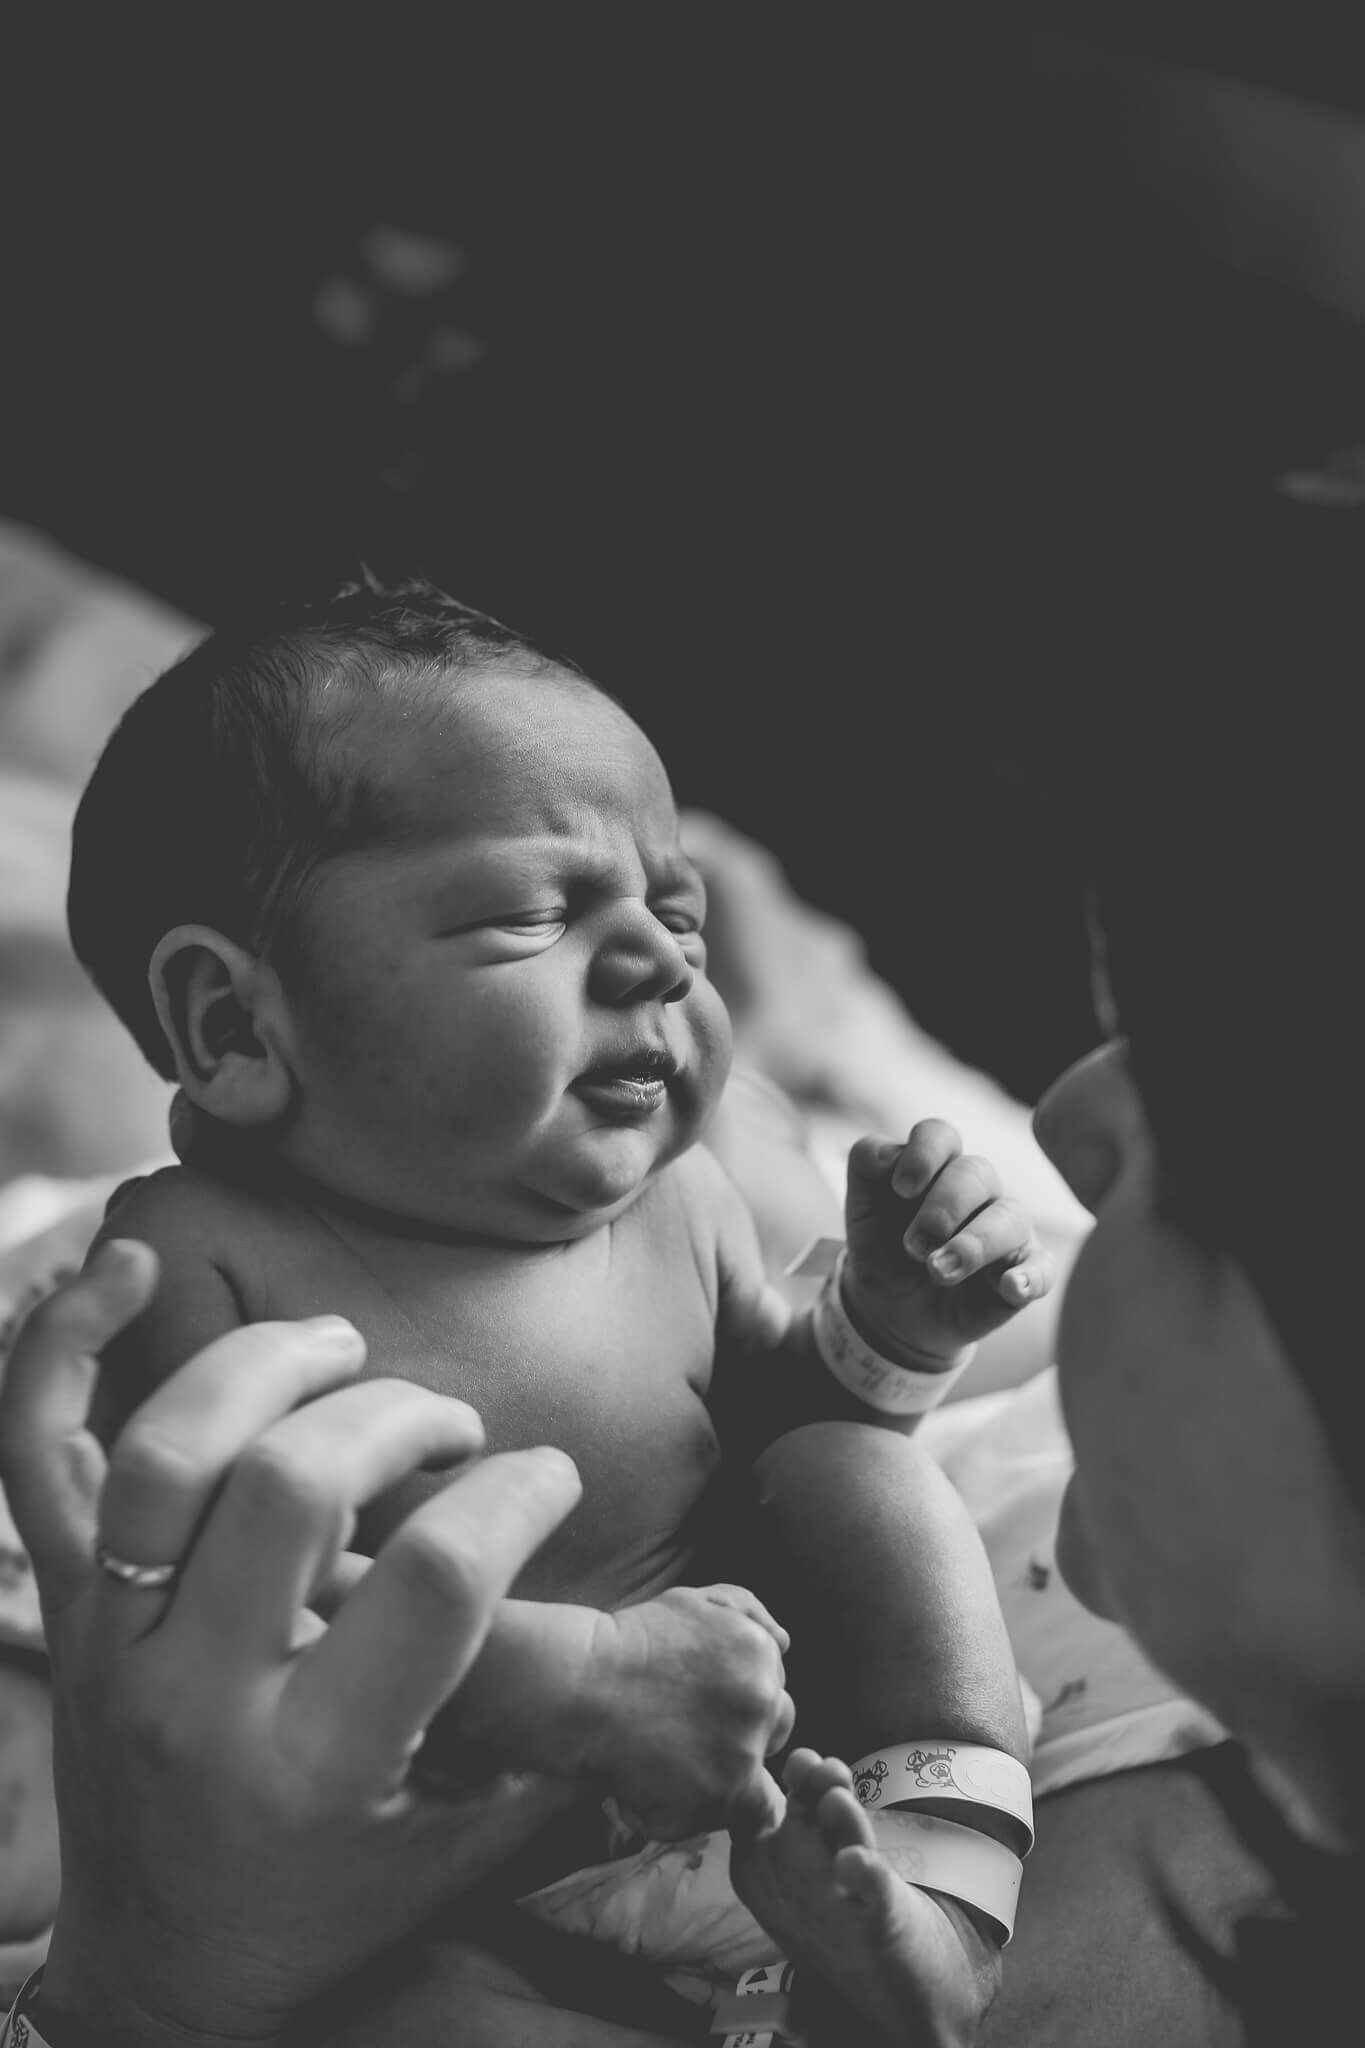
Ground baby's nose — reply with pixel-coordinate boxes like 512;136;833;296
590;912;695;1006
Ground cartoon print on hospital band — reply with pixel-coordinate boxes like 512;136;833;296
853;1747;994;1809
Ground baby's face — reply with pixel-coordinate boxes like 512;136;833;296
270;667;732;1241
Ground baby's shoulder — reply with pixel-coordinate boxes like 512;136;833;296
99;1161;279;1270
95;1163;320;1338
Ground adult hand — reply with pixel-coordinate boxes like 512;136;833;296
0;1237;582;2047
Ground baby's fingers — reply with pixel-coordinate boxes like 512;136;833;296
846;1119;963;1235
697;1583;791;1652
993;1239;1058;1307
902;1152;1002;1260
889;1119;963;1202
923;1196;1056;1305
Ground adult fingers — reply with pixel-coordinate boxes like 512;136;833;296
94;1316;369;1640
166;1379;488;1665
282;1446;581;1788
308;1548;372;1622
0;1239;157;1614
766;1687;797;1757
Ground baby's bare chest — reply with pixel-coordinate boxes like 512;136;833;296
249;1206;724;1606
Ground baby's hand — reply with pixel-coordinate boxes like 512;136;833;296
581;1585;794;1842
843;1118;1056;1363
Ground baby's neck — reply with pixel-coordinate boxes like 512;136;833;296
182;1114;520;1249
287;1166;551;1254
182;1107;646;1251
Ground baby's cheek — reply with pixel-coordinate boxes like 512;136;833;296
688;985;734;1095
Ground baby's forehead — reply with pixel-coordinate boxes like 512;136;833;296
324;666;670;850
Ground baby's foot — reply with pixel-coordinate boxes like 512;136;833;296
729;1749;1001;2047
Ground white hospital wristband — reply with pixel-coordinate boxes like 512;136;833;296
850;1741;1035;1854
869;1810;1025;1945
810;1249;975;1415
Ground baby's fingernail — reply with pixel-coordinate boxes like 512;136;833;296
929;1248;963;1282
903;1231;932;1262
873;1141;902;1168
1005;1269;1032;1300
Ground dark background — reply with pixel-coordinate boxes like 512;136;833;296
5;9;1364;1100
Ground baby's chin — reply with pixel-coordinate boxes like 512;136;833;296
272;1112;692;1244
518;1128;681;1237
313;1143;671;1246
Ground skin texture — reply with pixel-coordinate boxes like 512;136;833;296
61;663;1052;2040
0;1244;591;2045
17;851;1361;2039
731;1748;1001;2048
256;675;730;1243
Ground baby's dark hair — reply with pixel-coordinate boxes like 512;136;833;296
68;570;581;1077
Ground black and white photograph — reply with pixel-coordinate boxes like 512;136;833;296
2;12;1362;2043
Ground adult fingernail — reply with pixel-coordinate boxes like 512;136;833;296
85;1238;139;1277
529;1445;580;1478
303;1315;362;1345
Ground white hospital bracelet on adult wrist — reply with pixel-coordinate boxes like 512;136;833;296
868;1810;1025;1945
850;1741;1035;1854
810;1249;976;1414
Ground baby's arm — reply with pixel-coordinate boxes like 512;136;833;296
419;1583;792;1839
707;1116;1056;1460
705;1140;1039;1996
89;1174;790;1846
86;1169;256;1444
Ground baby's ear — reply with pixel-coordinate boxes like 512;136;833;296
148;924;295;1128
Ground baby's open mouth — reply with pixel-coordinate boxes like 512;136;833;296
574;1049;677;1117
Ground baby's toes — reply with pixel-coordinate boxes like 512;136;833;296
817;1782;878;1856
833;1840;902;1920
783;1748;853;1812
